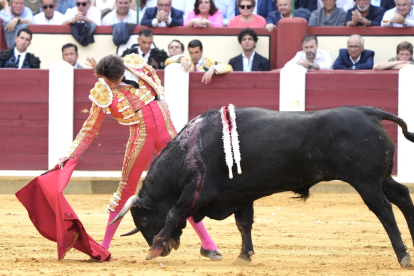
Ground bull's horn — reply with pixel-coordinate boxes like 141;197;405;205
109;195;139;225
120;227;139;237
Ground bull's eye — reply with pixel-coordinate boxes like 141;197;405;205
142;217;147;227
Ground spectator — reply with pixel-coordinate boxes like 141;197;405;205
0;28;40;68
33;0;65;24
62;0;101;25
185;0;223;27
55;0;76;15
25;0;41;15
165;39;233;84
333;35;374;70
229;28;270;71
0;0;33;49
265;0;307;32
62;43;83;68
381;0;414;27
215;0;236;26
121;28;169;69
229;0;267;27
102;0;136;25
141;0;183;27
346;0;385;26
236;0;273;18
309;0;347;26
374;41;414;70
168;39;184;56
285;34;332;70
95;0;115;12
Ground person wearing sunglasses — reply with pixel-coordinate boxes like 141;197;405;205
228;0;266;27
185;0;223;27
62;0;101;25
33;0;65;24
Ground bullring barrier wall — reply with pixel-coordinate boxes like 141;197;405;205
0;68;407;179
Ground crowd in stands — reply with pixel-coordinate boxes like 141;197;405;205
0;0;413;72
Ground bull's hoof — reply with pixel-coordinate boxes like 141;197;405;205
146;247;164;260
400;253;411;268
232;253;252;266
200;246;222;261
160;237;180;257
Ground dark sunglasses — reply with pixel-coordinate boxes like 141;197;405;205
239;4;252;9
42;4;55;9
76;2;88;6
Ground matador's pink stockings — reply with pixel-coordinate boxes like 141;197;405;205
187;216;218;251
101;211;122;250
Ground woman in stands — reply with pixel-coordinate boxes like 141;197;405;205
58;54;222;261
228;0;266;27
185;0;223;27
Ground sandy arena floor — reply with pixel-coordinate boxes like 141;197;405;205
1;192;414;275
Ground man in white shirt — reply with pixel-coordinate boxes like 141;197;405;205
33;0;65;24
381;0;414;27
62;0;101;25
102;0;136;25
286;34;332;70
121;28;153;63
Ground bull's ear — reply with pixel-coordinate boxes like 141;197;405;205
136;197;154;211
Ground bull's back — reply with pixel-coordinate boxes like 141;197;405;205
199;106;395;201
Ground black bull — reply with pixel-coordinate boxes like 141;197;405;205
113;106;414;267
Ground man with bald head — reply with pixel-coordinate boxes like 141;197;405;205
381;0;414;27
346;0;385;26
333;35;374;70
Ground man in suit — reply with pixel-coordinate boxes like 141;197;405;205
235;0;273;18
333;35;374;70
0;28;40;68
229;28;270;72
265;0;308;31
62;43;83;68
141;0;183;27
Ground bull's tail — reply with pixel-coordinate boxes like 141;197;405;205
364;107;414;143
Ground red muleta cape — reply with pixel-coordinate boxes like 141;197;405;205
15;159;111;261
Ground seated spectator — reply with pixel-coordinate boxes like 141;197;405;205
34;0;65;24
229;0;267;27
95;0;115;12
55;0;76;15
309;0;347;26
236;0;273;18
62;0;101;25
184;0;223;27
229;28;270;71
0;28;40;68
62;43;83;68
165;39;233;84
25;0;41;15
346;0;385;26
215;0;236;26
374;41;414;70
0;0;33;49
141;0;183;27
102;0;136;25
381;0;414;27
121;28;168;69
265;0;307;32
333;35;374;70
285;34;332;70
168;39;184;56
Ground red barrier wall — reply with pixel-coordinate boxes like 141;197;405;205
0;69;49;170
0;69;399;174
